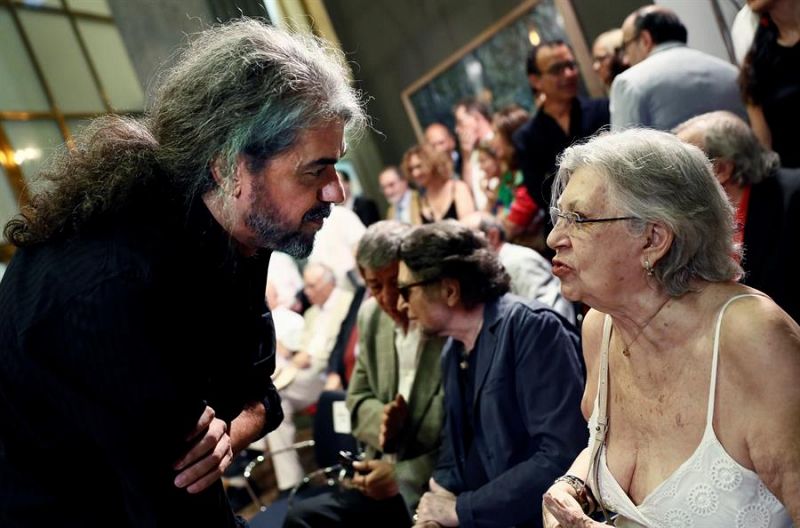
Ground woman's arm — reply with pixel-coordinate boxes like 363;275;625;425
729;298;800;523
746;104;772;150
453;180;476;219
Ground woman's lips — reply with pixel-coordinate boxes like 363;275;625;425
551;259;572;277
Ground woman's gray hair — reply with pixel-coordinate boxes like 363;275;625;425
673;111;779;186
355;220;412;271
552;129;742;297
150;18;367;203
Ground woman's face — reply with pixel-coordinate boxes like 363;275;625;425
490;129;513;167
408;153;431;188
546;167;643;307
477;150;502;180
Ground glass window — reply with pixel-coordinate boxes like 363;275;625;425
3;120;65;187
18;10;105;113
16;0;62;8
0;164;20;231
78;20;144;111
65;0;112;16
0;7;50;111
66;117;93;137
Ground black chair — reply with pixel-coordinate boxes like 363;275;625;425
233;390;360;526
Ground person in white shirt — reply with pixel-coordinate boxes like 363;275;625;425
266;262;354;491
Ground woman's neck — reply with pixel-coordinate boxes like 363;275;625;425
771;0;800;46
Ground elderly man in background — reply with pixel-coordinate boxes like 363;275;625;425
285;221;446;527
462;212;576;324
675;111;800;322
425;122;462;177
611;5;746;131
398;222;586;528
268;262;355;492
380;165;423;225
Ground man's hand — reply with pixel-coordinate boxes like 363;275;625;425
350;459;400;500
291;350;311;369
173;405;233;494
416;486;458;527
379;394;408;453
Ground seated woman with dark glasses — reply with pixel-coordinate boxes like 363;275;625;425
542;129;799;527
397;221;586;528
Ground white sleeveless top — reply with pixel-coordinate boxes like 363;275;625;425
587;294;792;527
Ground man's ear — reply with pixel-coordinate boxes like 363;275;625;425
528;73;543;93
712;158;735;186
441;277;461;308
639;29;654;53
210;155;243;198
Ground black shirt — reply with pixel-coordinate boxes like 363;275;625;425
512;96;610;212
759;41;800;168
0;186;281;527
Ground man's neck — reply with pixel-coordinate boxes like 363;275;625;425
542;97;573;134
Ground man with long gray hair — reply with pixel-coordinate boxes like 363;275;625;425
0;20;365;527
675;111;800;322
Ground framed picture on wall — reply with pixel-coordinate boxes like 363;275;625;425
400;0;602;140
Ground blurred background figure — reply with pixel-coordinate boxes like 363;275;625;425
402;144;475;223
308;204;366;291
339;169;380;227
591;28;627;93
424;122;462;177
611;6;746;131
453;98;494;210
739;0;800;168
675;110;800;322
379;165;423;225
267;262;355;492
462;212;575;323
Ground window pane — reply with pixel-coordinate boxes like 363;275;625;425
18;11;105;113
3;120;65;187
66;117;93;137
0;7;50;111
16;0;62;8
78;21;144;111
0;165;21;231
65;0;111;16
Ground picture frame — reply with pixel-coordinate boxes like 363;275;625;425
400;0;602;141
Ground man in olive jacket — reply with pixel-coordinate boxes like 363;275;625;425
284;221;446;527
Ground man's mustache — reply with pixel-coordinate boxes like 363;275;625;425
302;204;332;223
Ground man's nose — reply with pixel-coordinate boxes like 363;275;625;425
320;172;345;204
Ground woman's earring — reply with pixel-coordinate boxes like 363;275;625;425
644;258;655;277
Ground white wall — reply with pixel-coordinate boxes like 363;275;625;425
655;0;742;63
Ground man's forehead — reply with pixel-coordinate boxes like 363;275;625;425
538;45;573;67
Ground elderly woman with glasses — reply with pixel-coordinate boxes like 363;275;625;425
542;129;800;527
396;221;586;528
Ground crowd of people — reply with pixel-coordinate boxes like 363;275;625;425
0;2;798;528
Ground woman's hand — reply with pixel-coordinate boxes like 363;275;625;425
542;481;604;528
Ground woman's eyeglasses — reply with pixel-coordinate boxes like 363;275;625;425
550;207;638;229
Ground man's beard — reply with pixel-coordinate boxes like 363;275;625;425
245;194;331;258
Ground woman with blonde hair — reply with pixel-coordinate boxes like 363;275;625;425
402;143;474;223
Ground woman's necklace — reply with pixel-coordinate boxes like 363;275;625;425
616;296;671;357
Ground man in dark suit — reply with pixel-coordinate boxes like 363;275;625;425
676;111;800;322
339;169;381;227
397;222;586;528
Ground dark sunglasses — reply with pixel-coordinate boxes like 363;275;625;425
397;277;441;302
